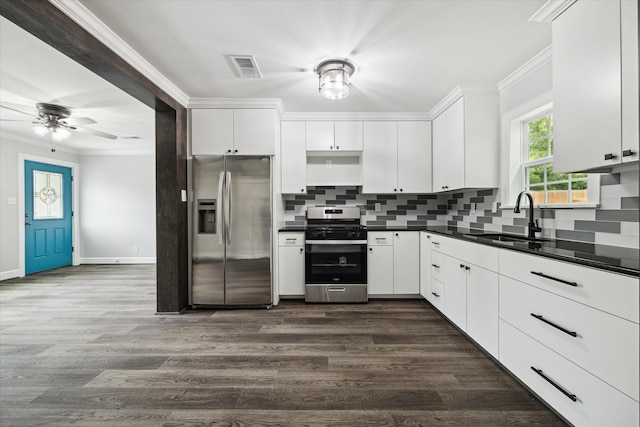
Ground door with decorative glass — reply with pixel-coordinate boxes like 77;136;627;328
24;161;73;274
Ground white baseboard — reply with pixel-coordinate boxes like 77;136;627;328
79;257;156;265
0;270;20;281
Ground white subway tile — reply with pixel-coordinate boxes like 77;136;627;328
594;232;640;249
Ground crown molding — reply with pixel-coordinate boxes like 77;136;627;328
498;45;552;93
282;112;430;121
49;0;189;107
428;84;498;119
188;98;286;117
529;0;577;22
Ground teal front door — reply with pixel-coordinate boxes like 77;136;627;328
25;161;73;274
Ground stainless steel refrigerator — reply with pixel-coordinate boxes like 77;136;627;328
191;156;272;307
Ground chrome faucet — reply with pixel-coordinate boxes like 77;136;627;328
514;191;542;239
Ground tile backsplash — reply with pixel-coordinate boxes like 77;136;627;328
283;169;639;249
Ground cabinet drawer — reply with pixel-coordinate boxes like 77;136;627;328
278;233;304;246
500;320;639;427
446;238;498;272
499;250;639;323
500;275;639;401
368;232;393;246
430;279;444;311
430;251;445;283
429;234;446;252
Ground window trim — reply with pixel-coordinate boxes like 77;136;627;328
500;91;600;209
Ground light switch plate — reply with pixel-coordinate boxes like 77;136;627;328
470;202;476;214
8;197;17;205
375;202;382;212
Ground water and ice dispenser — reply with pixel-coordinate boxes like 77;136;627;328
197;199;216;234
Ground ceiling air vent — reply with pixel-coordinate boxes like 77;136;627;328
227;55;262;79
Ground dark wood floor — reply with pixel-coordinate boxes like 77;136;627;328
0;265;566;426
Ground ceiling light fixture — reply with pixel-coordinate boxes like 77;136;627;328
32;103;73;142
315;58;356;100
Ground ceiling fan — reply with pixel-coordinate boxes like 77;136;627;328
0;102;118;144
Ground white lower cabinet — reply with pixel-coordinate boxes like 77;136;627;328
500;275;639;401
500;320;639;427
422;235;499;357
393;232;419;294
429;278;445;311
419;232;432;300
498;249;639;425
367;232;394;295
277;233;305;296
465;263;498;358
443;255;467;329
367;231;419;296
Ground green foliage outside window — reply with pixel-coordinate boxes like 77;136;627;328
524;112;588;205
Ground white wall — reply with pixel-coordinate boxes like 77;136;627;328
0;136;156;280
0;136;80;280
79;154;156;263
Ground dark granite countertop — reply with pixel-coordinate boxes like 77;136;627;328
280;225;639;277
278;227;306;232
415;226;638;277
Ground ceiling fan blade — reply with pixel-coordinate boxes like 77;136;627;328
72;126;118;140
0;118;33;122
0;104;37;118
63;116;97;125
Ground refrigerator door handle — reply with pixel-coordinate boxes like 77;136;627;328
217;171;225;245
226;171;232;244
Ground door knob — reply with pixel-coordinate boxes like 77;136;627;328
25;222;31;226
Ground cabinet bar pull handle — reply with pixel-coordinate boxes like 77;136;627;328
622;149;635;157
531;367;577;402
530;313;577;337
431;241;440;245
604;153;616;160
531;271;578;287
431;264;440;268
328;287;346;292
286;238;296;241
431;292;440;298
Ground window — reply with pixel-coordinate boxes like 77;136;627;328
501;94;599;209
523;111;589;205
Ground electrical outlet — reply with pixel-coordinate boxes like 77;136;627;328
470;202;476;214
7;197;16;205
326;160;332;169
133;246;139;254
375;202;382;212
492;202;498;213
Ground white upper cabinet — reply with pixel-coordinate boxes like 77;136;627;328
363;121;431;194
191;108;276;156
234;109;276;155
552;0;638;172
281;121;307;194
306;121;363;152
191;109;233;155
362;122;398;194
431;88;499;193
397;121;432;193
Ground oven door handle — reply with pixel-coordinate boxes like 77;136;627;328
305;240;367;245
311;263;359;268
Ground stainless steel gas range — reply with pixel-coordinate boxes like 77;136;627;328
304;206;367;303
